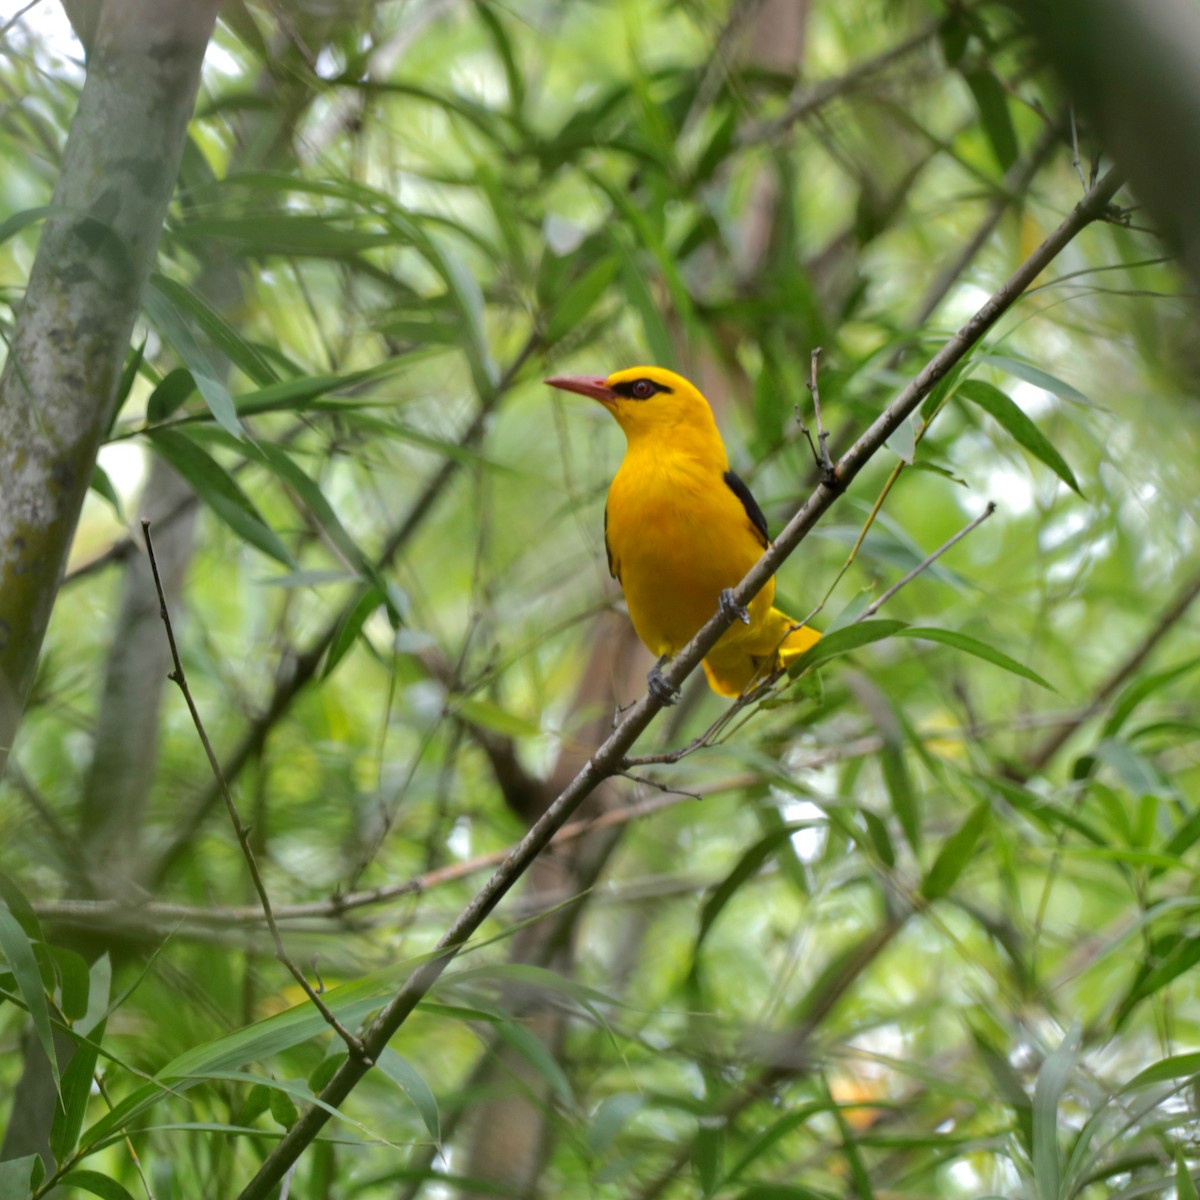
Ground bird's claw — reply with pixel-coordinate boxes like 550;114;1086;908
647;661;679;706
719;588;751;625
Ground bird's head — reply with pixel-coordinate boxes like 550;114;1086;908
544;365;719;445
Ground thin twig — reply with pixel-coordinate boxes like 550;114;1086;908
800;346;835;481
233;167;1124;1200
141;520;370;1064
859;502;997;620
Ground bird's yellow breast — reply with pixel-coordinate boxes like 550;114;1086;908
605;441;776;658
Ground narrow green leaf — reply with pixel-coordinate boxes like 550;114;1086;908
0;873;42;940
697;824;814;949
112;337;147;422
695;1119;724;1197
89;465;124;520
146;367;197;423
617;246;675;368
1032;1023;1081;1200
0;205;52;245
1177;1152;1199;1200
150;273;277;386
899;626;1056;690
0;1155;38;1200
1115;936;1200;1028
881;744;920;854
51;1021;105;1165
377;1049;440;1141
1103;657;1200;740
545;258;616;344
268;1087;299;1130
958;379;1081;494
455;696;542;739
46;945;90;1022
983;355;1093;407
861;809;895;868
587;1094;643;1155
1124;1052;1200;1091
322;586;383;679
0;907;59;1089
143;286;244;439
921;804;989;900
493;1020;575;1110
58;1170;138;1200
962;68;1018;170
786;620;907;675
148;429;294;567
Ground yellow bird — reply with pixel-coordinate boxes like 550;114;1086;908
546;365;820;700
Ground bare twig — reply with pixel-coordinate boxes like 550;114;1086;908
232;167;1124;1200
859;502;997;620
799;346;835;481
141;520;369;1063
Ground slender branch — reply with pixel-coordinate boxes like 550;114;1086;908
230;166;1125;1200
141;521;369;1062
859;502;997;620
1019;564;1200;776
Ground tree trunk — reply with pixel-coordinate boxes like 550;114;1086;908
0;0;220;778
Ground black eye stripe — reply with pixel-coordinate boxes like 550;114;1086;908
611;378;674;400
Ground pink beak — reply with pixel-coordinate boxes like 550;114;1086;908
544;374;616;405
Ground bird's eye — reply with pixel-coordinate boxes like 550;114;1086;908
631;379;655;399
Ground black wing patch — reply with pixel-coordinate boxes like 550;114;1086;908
604;501;619;580
723;469;769;549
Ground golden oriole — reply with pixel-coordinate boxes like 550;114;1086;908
546;365;820;701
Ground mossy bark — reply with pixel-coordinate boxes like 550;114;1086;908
0;0;220;777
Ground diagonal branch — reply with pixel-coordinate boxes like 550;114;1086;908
231;166;1124;1200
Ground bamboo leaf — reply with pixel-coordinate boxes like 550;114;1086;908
962;67;1018;170
921;803;989;900
0;906;59;1089
957;379;1082;494
51;1021;105;1165
59;1170;139;1200
377;1049;440;1142
1033;1023;1081;1200
147;429;294;567
898;627;1056;690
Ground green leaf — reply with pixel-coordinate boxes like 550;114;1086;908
46;945;90;1022
1124;1051;1200;1091
697;823;814;950
51;1021;105;1165
146;367;197;423
147;429;294;567
150;273;278;387
545;258;616;344
587;1094;643;1155
695;1119;724;1197
898;627;1056;690
0;205;52;245
58;1170;138;1200
1115;935;1200;1028
957;379;1082;494
377;1049;440;1141
455;696;542;739
322;586;384;679
0;906;59;1089
786;620;908;675
493;1020;576;1110
89;465;124;520
617;245;675;368
983;355;1093;407
268;1086;299;1130
1032;1023;1081;1200
143;285;244;439
962;68;1018;170
1102;656;1200;740
921;803;989;900
111;337;147;423
0;1155;38;1200
881;743;920;855
1178;1152;1199;1200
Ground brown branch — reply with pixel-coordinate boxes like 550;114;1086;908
1019;564;1200;777
231;166;1124;1200
141;520;368;1062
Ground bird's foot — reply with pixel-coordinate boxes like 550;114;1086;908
647;658;679;706
719;588;751;625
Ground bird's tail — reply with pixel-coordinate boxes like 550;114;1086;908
701;608;820;697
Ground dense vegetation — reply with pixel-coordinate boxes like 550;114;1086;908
1;2;1199;1198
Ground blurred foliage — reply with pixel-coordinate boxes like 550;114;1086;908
1;0;1199;1198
